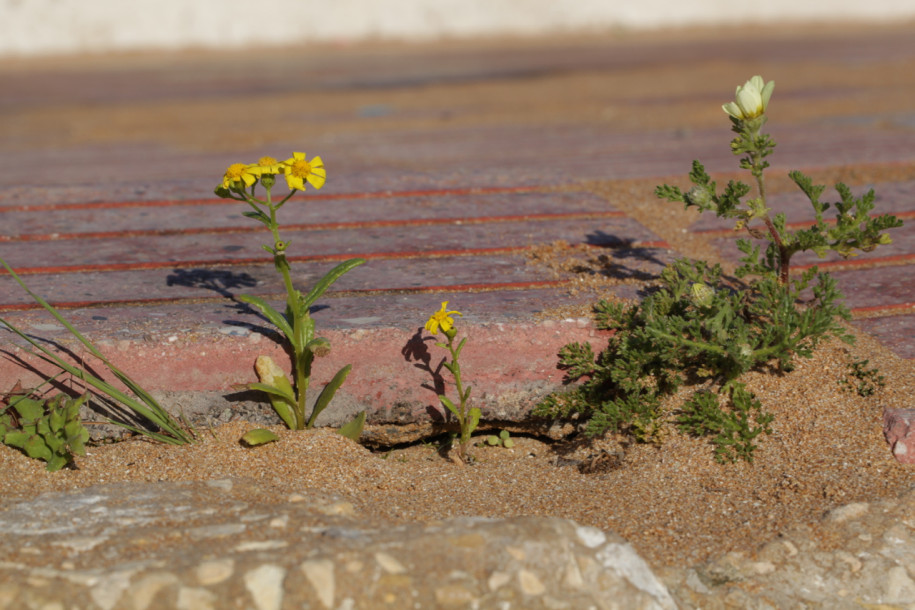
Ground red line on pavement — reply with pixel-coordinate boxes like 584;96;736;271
0;211;627;243
791;252;915;272
0;185;544;213
851;302;915;316
0;246;533;276
0;238;668;276
695;210;915;238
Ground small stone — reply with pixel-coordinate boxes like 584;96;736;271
244;564;286;610
885;566;915;602
576;526;607;548
506;546;527;561
205;479;233;492
374;552;407;575
176;587;217;610
130;572;180;610
301;559;335;609
196;559;234;585
434;584;476;605
488;571;511;591
826;502;869;523
235;540;288;552
89;571;134;610
518;569;546;596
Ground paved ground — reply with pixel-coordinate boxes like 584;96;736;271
0;23;914;414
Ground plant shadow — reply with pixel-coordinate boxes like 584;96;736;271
400;328;448;422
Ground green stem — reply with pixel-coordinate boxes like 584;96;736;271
747;131;789;286
263;185;308;429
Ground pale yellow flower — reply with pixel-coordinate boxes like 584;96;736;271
722;76;774;121
282;152;326;191
249;156;283;176
221;163;258;189
425;301;462;335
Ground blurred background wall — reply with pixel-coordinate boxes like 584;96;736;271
3;0;914;57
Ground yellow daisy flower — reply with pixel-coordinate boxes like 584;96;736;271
249;156;283;176
282;152;326;191
221;163;258;189
425;301;462;335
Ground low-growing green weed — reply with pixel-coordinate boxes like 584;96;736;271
1;384;90;471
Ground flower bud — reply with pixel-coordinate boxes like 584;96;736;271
685;185;713;209
722;76;774;121
690;282;715;308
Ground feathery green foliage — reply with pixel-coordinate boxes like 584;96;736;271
537;75;902;462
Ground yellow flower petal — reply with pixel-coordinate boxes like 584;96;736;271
425;301;462;335
222;163;259;189
282;152;326;191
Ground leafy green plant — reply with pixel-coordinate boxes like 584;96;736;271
537;76;902;462
424;301;480;463
0;259;196;445
840;358;885;397
1;385;90;471
215;154;365;432
483;429;515;448
676;383;773;463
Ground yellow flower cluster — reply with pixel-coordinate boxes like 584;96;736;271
220;152;326;192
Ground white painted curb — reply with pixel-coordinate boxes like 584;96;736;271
2;0;914;57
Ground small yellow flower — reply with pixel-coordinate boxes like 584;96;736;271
221;163;258;189
282;152;326;191
722;75;774;121
249;156;283;176
425;301;462;335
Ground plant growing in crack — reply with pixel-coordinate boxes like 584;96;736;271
537;75;903;462
215;154;365;440
423;302;480;463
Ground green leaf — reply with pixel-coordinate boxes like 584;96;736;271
10;396;44;422
3;431;30;450
242;209;271;225
45;454;69;472
467;407;482;437
23;435;53;461
249;381;296;404
303;258;366;309
238;294;294;345
439;395;459;419
0;260;194;444
241;429;279;446
337;410;366;441
249;382;297;430
307;364;352;428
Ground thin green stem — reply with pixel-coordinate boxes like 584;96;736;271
747;129;789;286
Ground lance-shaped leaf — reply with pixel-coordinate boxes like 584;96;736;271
238;294;294;346
439;395;460;421
307;364;352;428
241;428;280;446
303;258;365;309
337;410;366;441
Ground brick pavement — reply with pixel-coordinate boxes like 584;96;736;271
0;24;913;418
